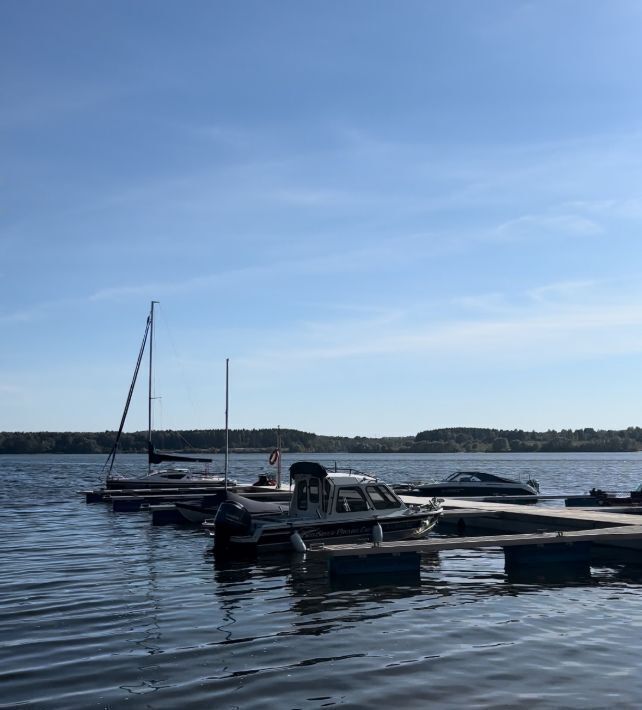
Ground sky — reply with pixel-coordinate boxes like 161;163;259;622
3;1;642;436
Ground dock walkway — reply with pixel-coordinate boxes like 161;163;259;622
317;498;642;576
403;495;642;528
317;524;642;558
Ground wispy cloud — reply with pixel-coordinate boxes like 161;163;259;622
238;288;642;371
527;279;600;303
0;298;79;325
564;197;642;220
0;81;132;129
269;187;356;207
495;213;603;239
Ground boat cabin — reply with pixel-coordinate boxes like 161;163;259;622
288;461;404;519
153;468;191;480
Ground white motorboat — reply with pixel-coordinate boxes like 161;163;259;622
205;461;443;554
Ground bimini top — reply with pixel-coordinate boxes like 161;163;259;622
289;461;378;487
444;471;519;484
289;461;328;479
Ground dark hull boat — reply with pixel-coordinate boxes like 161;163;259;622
105;458;229;490
206;461;443;554
212;511;437;553
175;488;291;524
565;486;642;508
395;471;539;498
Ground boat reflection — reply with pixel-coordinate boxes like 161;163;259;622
209;541;642;633
504;560;592;586
211;550;433;623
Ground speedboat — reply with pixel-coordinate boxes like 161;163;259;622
394;471;539;498
205;461;443;554
566;485;642;508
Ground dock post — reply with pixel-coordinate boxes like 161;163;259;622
151;506;186;525
112;499;143;512
328;551;420;578
504;541;592;568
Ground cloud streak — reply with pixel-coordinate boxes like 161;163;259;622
238;289;642;372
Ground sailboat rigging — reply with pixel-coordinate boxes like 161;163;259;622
103;301;225;489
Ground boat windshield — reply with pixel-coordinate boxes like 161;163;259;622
322;479;331;512
309;478;320;504
444;471;512;483
366;485;402;509
296;480;308;510
336;487;369;513
446;472;481;482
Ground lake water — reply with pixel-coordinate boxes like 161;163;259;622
3;452;642;709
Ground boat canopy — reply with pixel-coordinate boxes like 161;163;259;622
148;443;212;465
444;471;519;484
289;461;328;479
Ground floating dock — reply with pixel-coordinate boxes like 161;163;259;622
406;495;642;543
318;496;642;577
321;525;642;576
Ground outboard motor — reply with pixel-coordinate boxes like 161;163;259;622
213;500;252;551
527;478;540;493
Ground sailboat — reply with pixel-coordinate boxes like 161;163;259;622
103;301;228;490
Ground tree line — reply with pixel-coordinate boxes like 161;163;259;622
2;426;642;454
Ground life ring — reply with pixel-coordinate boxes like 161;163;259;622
269;449;280;466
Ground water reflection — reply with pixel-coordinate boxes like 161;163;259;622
211;550;430;632
505;560;593;587
7;454;642;709
209;542;618;618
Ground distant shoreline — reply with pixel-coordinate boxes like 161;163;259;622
1;426;641;455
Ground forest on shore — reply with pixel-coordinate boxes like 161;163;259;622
2;426;642;455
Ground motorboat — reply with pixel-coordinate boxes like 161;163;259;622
205;461;443;554
565;485;642;508
394;471;539;498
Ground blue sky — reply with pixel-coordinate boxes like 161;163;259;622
3;1;642;436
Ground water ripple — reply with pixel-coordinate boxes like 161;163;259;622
3;453;642;708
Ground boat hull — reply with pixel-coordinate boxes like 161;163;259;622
214;510;441;554
105;477;227;490
175;502;217;524
399;484;536;497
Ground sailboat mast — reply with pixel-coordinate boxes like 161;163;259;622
224;358;229;490
148;300;158;474
276;425;282;489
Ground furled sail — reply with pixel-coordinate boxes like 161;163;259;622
148;443;212;465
